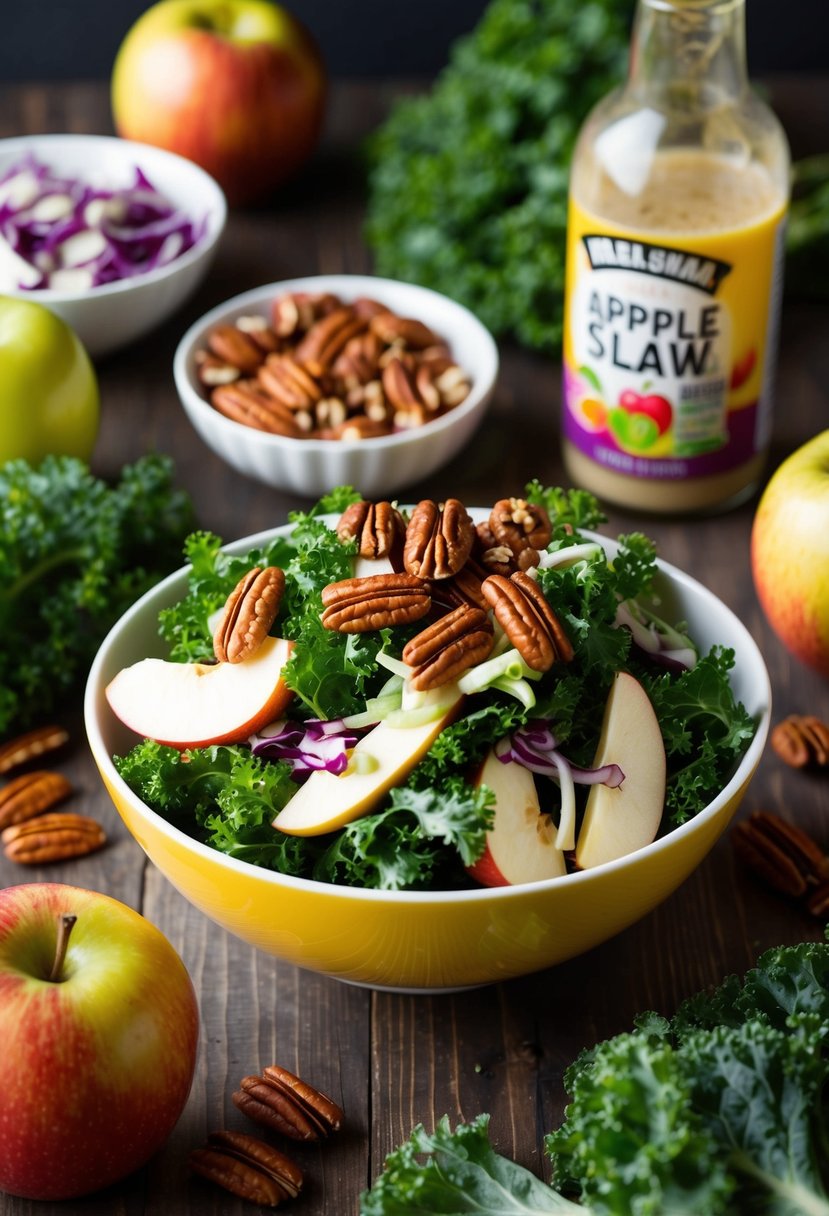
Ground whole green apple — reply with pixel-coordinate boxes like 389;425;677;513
0;296;99;463
0;883;199;1201
111;0;327;207
751;430;829;677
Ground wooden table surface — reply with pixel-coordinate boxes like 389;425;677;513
1;77;828;1215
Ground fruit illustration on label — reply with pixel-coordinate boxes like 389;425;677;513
729;347;757;391
619;387;673;435
608;407;660;452
571;364;608;432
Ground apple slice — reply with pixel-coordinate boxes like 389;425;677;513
575;671;666;869
106;636;294;749
466;749;567;887
273;687;464;836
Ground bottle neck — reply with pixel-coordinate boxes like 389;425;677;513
628;0;748;112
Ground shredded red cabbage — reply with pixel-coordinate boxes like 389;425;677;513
0;155;206;291
495;723;625;788
250;719;362;780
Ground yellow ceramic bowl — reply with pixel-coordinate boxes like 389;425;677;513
84;522;771;993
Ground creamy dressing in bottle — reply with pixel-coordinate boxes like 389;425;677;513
561;0;789;513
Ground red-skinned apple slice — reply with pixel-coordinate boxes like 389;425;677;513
575;671;666;869
466;749;566;887
106;636;294;748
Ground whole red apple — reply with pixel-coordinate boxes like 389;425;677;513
111;0;327;206
751;430;829;678
0;883;199;1201
619;387;673;435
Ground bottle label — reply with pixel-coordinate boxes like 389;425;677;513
562;196;786;481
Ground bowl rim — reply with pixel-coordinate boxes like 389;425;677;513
84;513;772;906
172;274;499;453
0;132;227;302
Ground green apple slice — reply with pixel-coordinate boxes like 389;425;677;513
273;686;464;836
575;671;666;869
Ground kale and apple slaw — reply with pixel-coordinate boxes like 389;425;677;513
113;483;757;892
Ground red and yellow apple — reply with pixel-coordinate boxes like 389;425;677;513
0;883;198;1201
466;749;566;887
751;430;829;678
619;387;673;435
111;0;327;207
106;635;294;747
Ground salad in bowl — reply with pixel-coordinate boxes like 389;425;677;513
102;484;760;895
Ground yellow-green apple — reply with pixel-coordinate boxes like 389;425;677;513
111;0;327;207
751;430;829;677
575;672;666;869
0;295;99;463
466;748;566;887
106;635;294;747
0;882;198;1201
273;686;464;835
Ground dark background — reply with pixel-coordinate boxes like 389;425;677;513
5;0;829;81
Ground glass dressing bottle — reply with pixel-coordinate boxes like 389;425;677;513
561;0;790;513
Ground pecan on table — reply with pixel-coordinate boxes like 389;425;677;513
731;810;829;898
481;571;574;672
2;812;106;865
321;574;431;633
0;770;73;831
489;497;552;570
0;725;69;775
190;1130;303;1207
233;1063;344;1141
336;500;406;560
213;566;286;664
770;714;829;768
403;499;475;580
402;604;494;691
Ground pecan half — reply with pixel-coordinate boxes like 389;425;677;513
331;415;393;441
0;725;69;774
233;1063;344;1141
272;290;339;338
211;381;304;437
213;566;285;664
295;307;366;376
369;311;438;350
731;810;829;897
438;557;490;611
2;812;106;864
402;604;494;691
190;1130;303;1207
770;715;829;768
195;351;241;388
403;499;475;580
481;571;573;672
207;324;266;375
321;574;430;633
0;770;73;831
258;353;322;410
337;500;405;560
331;331;383;388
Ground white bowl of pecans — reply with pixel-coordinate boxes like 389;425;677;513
172;274;498;497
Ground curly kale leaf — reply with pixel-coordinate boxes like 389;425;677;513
365;0;630;352
0;453;195;735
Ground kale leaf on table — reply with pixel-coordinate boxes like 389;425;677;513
361;934;829;1216
364;0;631;352
0;453;195;737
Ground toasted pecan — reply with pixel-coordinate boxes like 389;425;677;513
213;567;285;664
2;812;106;865
481;571;573;672
403;499;475;580
402;604;494;691
0;725;69;774
336;500;406;560
321;574;430;632
190;1130;303;1207
0;770;73;831
233;1063;344;1141
770;714;829;768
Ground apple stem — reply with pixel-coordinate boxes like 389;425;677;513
48;914;77;983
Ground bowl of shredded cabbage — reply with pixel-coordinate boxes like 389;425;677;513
0;133;226;357
85;484;771;992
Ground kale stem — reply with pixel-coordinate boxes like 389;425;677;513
1;546;89;605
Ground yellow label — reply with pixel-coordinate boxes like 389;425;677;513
562;189;786;481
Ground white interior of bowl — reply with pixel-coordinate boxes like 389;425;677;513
173;275;498;455
84;514;772;906
0;133;226;302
